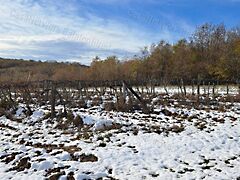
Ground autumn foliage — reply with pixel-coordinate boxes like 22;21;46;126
0;23;240;84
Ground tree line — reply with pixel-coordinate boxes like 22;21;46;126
1;23;240;84
87;23;240;84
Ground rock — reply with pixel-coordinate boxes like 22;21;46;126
80;153;98;162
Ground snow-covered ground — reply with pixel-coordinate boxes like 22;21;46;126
0;94;240;180
80;85;240;95
153;85;239;95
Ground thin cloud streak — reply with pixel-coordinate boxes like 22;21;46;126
0;0;194;64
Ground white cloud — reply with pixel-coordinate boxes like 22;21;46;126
0;0;193;64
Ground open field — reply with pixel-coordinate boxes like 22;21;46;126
0;85;240;180
1;1;240;179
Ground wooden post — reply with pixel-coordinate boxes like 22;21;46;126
212;82;215;96
207;82;210;96
122;81;127;103
123;81;150;114
197;82;200;96
192;80;195;95
203;81;206;95
163;80;168;95
181;79;186;96
238;80;240;95
226;83;229;95
51;82;56;119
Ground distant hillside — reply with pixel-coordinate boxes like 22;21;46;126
0;58;89;83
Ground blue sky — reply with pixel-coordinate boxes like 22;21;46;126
0;0;239;65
